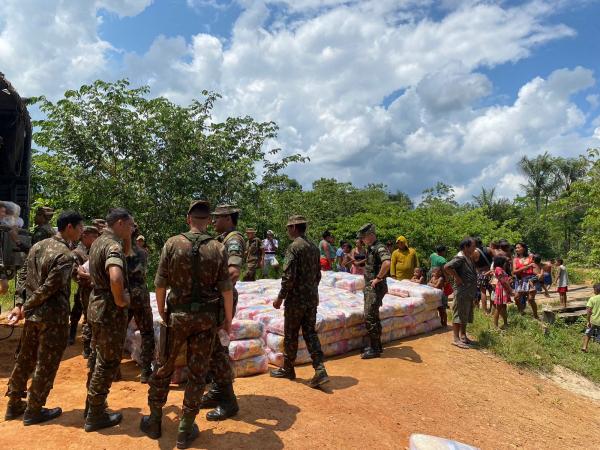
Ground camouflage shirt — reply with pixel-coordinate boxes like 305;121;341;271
31;223;55;245
278;235;321;306
71;242;91;286
88;229;128;324
218;230;246;269
21;236;75;324
154;232;232;307
245;237;262;265
364;240;391;283
127;245;149;308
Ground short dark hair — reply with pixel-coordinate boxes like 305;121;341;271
322;230;332;239
106;208;132;226
493;255;506;268
557;258;564;264
435;245;446;253
230;212;239;226
474;237;483;247
533;254;542;264
593;283;600;294
292;223;307;233
339;240;347;247
57;210;83;232
459;237;475;250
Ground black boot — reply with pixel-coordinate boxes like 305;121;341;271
4;399;27;420
309;364;330;388
82;343;91;359
176;415;199;449
23;407;62;425
140;407;162;439
199;383;221;409
361;336;382;359
270;361;296;380
84;404;122;432
205;383;239;421
140;365;152;384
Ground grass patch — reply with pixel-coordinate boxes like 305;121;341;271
569;266;600;285
1;278;77;314
471;308;600;384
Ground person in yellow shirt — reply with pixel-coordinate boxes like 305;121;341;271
390;236;419;280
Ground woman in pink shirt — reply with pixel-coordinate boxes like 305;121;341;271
512;242;539;319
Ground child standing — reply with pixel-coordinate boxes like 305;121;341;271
582;284;600;352
428;266;448;327
556;258;569;308
493;256;512;329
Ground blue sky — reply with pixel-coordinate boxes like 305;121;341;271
2;0;600;200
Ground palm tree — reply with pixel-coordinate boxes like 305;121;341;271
553;156;588;195
518;152;555;212
472;186;496;211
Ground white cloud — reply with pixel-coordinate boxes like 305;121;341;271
2;0;598;201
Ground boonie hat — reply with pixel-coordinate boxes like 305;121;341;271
286;215;308;226
188;199;211;216
357;223;375;237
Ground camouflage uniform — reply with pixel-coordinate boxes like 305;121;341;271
148;232;232;415
243;234;262;281
31;223;55;246
205;228;246;385
6;236;74;412
86;230;128;409
126;245;155;369
362;232;391;347
279;234;323;369
69;241;93;350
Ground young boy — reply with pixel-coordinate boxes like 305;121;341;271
582;283;600;353
555;259;569;308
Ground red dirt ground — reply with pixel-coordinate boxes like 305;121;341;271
0;324;599;450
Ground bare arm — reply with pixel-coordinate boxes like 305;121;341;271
109;265;129;308
444;265;462;286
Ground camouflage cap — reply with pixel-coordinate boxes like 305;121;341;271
92;218;107;228
83;225;100;234
357;222;376;237
245;228;256;233
36;206;54;217
187;199;210;216
211;204;240;216
286;215;308;226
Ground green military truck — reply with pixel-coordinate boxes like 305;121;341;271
1;73;32;284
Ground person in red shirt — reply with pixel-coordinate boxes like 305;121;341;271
512;242;539;319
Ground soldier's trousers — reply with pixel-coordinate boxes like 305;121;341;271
283;303;324;369
205;290;237;386
242;265;257;281
128;304;155;368
69;289;92;350
86;317;128;407
363;284;386;341
6;320;68;411
148;312;216;415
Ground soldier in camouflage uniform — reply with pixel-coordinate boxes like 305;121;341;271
270;215;329;387
126;225;155;383
68;226;99;351
31;206;55;245
4;211;83;425
199;204;245;421
91;218;107;235
243;227;262;281
358;223;391;359
84;208;134;432
140;200;233;449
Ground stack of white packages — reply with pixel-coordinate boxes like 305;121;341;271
227;320;269;377
258;274;444;367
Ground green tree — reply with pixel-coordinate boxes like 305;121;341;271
518;152;556;212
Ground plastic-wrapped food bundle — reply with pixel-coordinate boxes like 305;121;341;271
390;314;416;329
236;304;273;320
409;434;479;450
265;327;346;353
391;279;442;303
229;338;265;361
229;320;264;340
414;309;440;324
383;295;427;317
414;317;442;334
391;326;412;341
386;278;410;297
232;354;268;377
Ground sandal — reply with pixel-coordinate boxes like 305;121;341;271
461;337;475;345
452;341;470;349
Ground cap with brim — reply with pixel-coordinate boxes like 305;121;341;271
267;230;274;235
136;235;145;241
357;222;375;237
286;215;308;226
246;228;256;233
188;199;210;216
36;206;54;217
211;204;240;216
83;226;100;234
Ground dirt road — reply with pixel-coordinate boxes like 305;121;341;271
1;325;599;450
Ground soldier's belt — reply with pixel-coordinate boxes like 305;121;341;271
168;298;221;314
